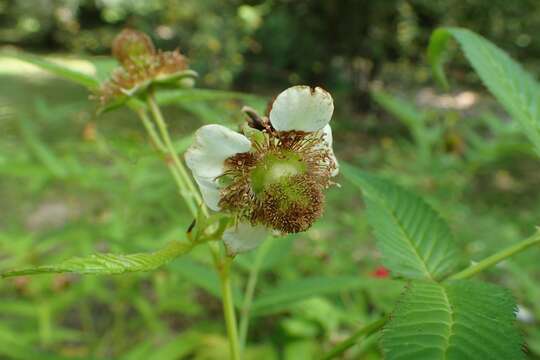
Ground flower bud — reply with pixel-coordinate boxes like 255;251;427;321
95;28;197;113
112;29;155;67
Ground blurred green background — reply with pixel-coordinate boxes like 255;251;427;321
1;0;540;359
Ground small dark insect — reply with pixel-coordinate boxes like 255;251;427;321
242;106;271;131
187;219;196;234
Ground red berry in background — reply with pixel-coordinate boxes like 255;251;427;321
372;266;390;278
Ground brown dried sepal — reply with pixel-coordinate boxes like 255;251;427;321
95;35;190;111
112;29;155;67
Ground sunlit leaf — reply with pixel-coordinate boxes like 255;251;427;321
4;51;100;90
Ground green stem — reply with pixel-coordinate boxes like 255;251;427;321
134;103;218;261
319;316;388;360
136;108;168;153
447;229;540;281
238;239;270;352
219;257;241;360
141;90;234;358
135;109;197;216
146;89;208;217
137;92;221;273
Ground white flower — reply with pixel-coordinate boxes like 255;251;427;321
185;85;338;255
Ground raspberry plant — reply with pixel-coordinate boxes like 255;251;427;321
2;27;540;359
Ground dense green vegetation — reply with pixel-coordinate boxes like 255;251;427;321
1;1;540;359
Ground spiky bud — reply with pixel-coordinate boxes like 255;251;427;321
94;28;197;112
112;29;155;67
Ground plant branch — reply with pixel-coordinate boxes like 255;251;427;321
137;95;219;264
146;88;208;217
219;257;241;360
447;229;540;281
135;109;197;216
238;238;270;353
135;107;168;153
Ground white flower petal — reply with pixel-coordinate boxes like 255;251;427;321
223;222;269;256
185;124;251;179
193;175;222;211
322;124;333;148
269;85;334;132
185;125;251;210
321;125;339;176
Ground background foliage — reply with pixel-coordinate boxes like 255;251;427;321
1;1;540;359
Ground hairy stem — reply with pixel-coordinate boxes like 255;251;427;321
135;105;220;271
140;90;233;357
136;107;167;153
238;239;270;353
135;109;197;216
219;257;241;360
138;95;223;267
319;317;388;360
146;88;208;217
447;229;540;281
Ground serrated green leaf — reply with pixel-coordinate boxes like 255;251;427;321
342;163;464;281
1;241;193;277
382;280;524;360
428;27;540;155
4;51;100;90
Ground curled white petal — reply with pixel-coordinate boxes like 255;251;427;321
185;125;251;210
321;125;339;176
223;222;269;256
193;175;221;211
185;124;251;179
269;85;334;132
